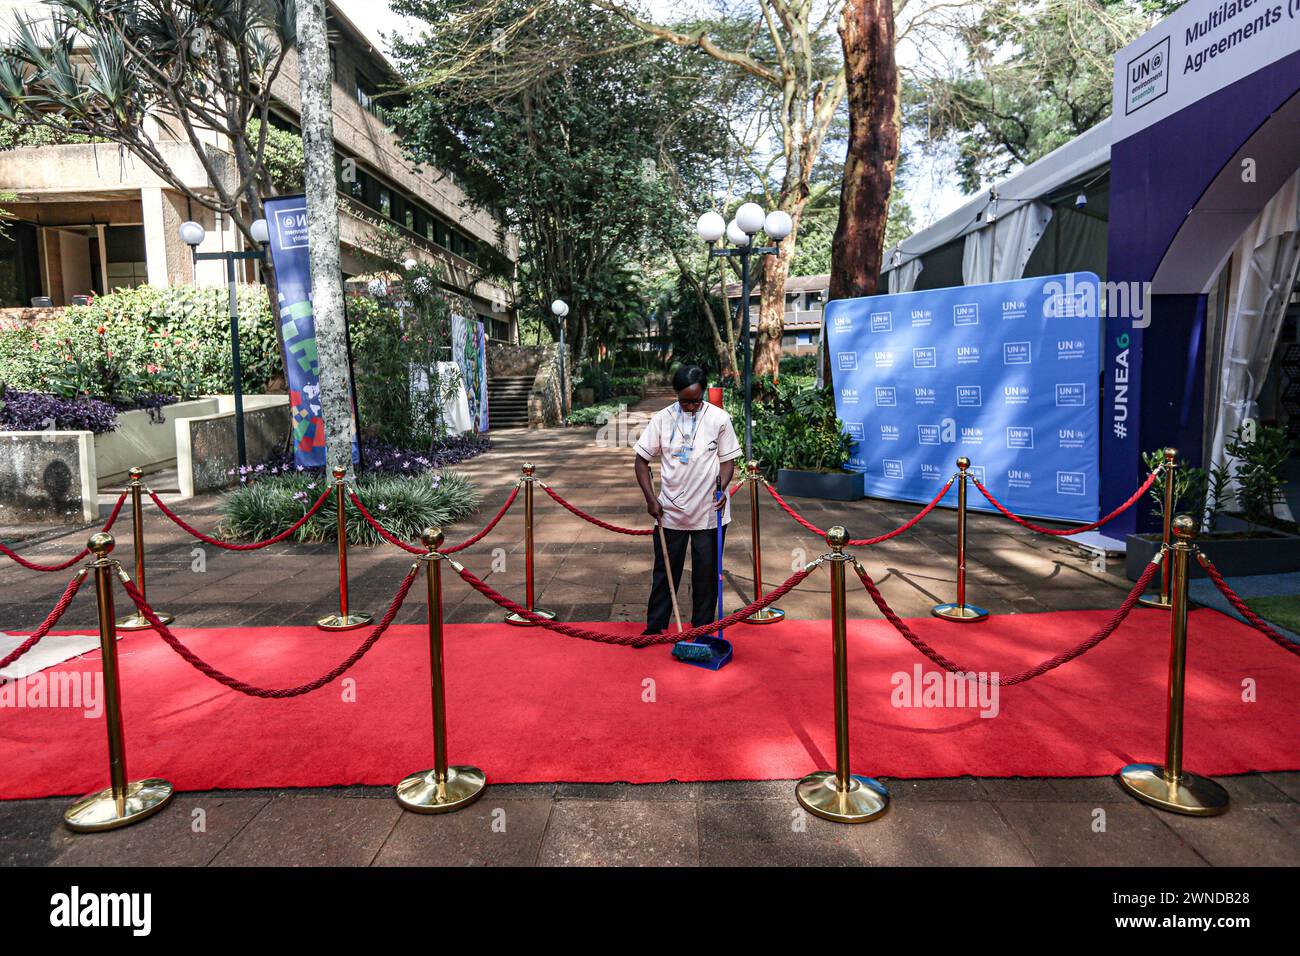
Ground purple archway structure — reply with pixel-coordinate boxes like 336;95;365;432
1102;1;1300;534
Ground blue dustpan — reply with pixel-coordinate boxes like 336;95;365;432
673;478;731;670
672;635;733;670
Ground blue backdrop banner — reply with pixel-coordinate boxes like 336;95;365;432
823;273;1102;522
263;195;358;468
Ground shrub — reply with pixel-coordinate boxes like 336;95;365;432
220;470;480;546
567;394;642;427
0;387;118;433
726;377;850;475
0;286;280;406
344;286;462;447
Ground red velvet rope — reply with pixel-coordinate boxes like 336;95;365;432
0;571;87;671
764;479;955;546
1197;553;1300;657
0;492;128;572
148;486;332;550
348;484;521;555
852;555;1162;685
541;483;655;536
973;470;1160;536
119;569;419;697
454;561;814;647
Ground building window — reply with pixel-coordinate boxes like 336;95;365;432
377;187;391;218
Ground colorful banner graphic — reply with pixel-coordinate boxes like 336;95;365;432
823;273;1102;522
263;195;358;467
450;313;489;432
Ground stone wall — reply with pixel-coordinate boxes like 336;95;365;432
0;432;97;524
178;402;291;496
528;343;573;428
487;342;545;378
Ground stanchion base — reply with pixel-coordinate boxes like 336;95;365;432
931;603;989;623
1137;594;1173;610
795;771;890;824
1117;764;1230;816
745;606;786;625
505;607;556;626
64;778;174;832
115;611;174;631
316;612;373;631
395;766;487;813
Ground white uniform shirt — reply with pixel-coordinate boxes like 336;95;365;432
634;402;743;531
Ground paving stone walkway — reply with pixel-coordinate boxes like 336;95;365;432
2;399;1296;866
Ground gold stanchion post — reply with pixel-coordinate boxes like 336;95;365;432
65;532;174;832
318;465;372;631
1139;447;1178;610
504;462;555;625
932;457;988;622
795;526;890;823
116;466;174;631
396;527;487;813
1118;515;1229;816
745;460;784;624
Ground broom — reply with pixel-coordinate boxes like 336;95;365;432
656;523;684;636
672;476;726;664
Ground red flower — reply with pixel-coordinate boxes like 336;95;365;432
96;325;106;335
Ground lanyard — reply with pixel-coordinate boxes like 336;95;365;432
668;403;702;453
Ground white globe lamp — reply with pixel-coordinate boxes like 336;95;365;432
735;202;765;235
695;211;725;243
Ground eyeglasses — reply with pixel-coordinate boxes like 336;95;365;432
678;397;704;411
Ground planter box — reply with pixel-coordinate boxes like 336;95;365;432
1126;530;1300;580
776;468;864;501
0;431;98;523
94;398;222;484
176;395;290;496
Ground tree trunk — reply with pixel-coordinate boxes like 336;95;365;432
830;0;899;302
295;0;356;478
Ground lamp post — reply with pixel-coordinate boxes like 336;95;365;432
551;298;569;426
695;203;791;458
179;218;270;468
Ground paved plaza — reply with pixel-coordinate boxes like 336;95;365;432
2;398;1297;866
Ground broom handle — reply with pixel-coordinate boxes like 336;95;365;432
656;523;684;634
716;478;724;640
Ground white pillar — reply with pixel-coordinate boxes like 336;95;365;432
140;186;170;287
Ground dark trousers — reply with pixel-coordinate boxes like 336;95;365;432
645;525;726;635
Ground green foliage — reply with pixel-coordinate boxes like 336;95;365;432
1144;424;1298;534
1225;424;1298;530
567;395;642;427
907;1;1172;192
247;119;305;194
0;115;98;150
220;470;480;547
726;379;851;476
1143;449;1209;526
0;286;280;404
390;0;726;362
345;275;460;447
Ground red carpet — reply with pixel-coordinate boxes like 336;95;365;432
2;608;1297;798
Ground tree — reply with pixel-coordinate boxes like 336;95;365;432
390;0;727;364
0;0;294;254
586;0;847;377
294;0;356;476
906;0;1176;193
830;0;897;301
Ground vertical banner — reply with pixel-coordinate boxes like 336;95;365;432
450;313;489;432
263;195;358;467
823;273;1102;522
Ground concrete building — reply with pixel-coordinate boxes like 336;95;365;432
0;2;517;342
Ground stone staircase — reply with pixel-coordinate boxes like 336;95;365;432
488;375;533;429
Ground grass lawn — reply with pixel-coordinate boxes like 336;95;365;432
1243;595;1300;635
